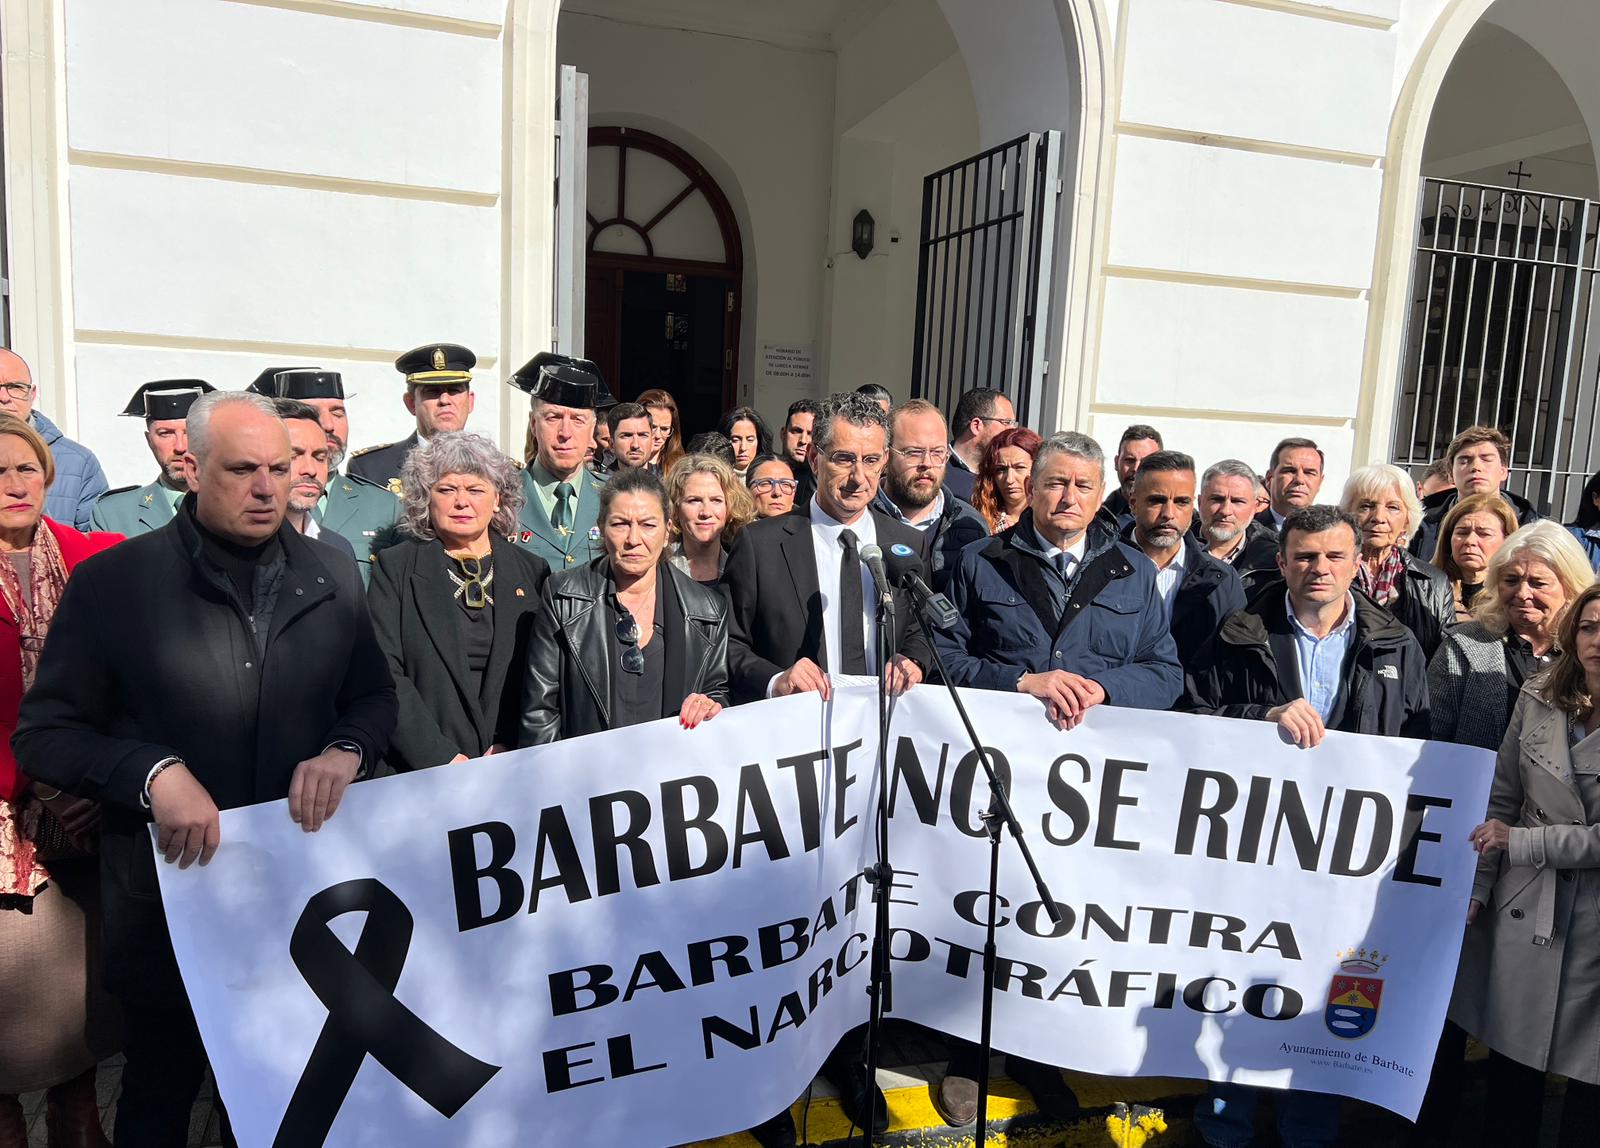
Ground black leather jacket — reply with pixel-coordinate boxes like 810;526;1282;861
519;558;729;744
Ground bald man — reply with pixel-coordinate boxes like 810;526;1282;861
0;349;108;530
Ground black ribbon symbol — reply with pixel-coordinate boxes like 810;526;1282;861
273;878;501;1147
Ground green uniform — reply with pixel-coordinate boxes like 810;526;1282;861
91;480;181;538
514;462;605;571
316;471;401;584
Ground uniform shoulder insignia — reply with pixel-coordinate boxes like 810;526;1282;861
512;458;526;471
97;484;140;499
386;477;403;495
349;442;394;458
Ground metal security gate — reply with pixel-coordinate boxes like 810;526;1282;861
910;132;1062;430
1392;177;1600;520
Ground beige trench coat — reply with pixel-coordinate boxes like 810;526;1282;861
1450;683;1600;1084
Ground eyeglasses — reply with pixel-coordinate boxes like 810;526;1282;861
749;477;799;494
450;555;491;609
979;416;1018;428
615;608;645;675
0;382;34;400
825;452;885;470
892;446;949;465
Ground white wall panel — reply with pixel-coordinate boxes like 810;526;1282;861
1108;136;1384;288
72;344;506;489
65;0;501;193
1096;277;1368;419
1121;0;1394;156
1300;0;1401;20
1087;412;1355;502
283;0;506;25
68;166;500;355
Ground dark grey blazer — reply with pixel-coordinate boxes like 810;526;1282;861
519;558;729;745
367;533;549;769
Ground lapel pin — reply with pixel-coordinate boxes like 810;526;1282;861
515;586;526;597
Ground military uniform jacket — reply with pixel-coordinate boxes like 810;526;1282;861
513;465;606;572
91;480;178;539
316;471;401;583
347;432;418;493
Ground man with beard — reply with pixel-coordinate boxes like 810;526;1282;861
1123;451;1243;668
1195;458;1279;589
247;367;399;583
92;380;216;537
872;399;986;591
1256;436;1324;531
274;399;359;568
1103;423;1162;524
781;398;821;507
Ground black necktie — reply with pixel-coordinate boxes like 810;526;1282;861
838;528;868;674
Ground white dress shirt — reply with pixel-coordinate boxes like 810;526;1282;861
1152;542;1186;622
810;499;880;675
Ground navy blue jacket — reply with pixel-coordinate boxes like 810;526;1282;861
1567;524;1600;573
33;411;108;532
871;488;988;593
936;515;1183;710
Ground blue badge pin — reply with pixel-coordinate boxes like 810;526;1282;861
890;543;916;558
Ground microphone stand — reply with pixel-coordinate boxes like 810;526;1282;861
857;582;896;1147
912;596;1061;1147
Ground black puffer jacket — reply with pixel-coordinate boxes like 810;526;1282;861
1182;588;1430;739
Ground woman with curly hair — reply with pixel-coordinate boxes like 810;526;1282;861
666;453;755;586
367;432;550;770
971;426;1043;533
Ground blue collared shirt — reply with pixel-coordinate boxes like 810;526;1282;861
1286;592;1357;722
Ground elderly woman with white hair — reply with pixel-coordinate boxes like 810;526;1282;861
1340;463;1456;658
367;431;550;770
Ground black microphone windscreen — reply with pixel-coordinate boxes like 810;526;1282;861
882;542;927;587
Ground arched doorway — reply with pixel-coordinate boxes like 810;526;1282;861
584;126;742;437
1384;5;1600;518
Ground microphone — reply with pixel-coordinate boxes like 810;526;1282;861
883;543;960;630
858;542;893;607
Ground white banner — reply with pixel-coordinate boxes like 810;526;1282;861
156;687;1493;1146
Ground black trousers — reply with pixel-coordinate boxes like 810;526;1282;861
113;991;235;1148
1482;1051;1600;1148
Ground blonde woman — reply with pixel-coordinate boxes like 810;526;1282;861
665;453;755;586
1428;520;1595;750
1340;463;1455;657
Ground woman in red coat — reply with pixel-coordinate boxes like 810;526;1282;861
0;415;122;1148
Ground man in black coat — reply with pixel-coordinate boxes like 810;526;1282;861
1122;451;1245;668
1408;425;1541;560
722;394;932;1137
725;392;933;706
1195;458;1280;591
14;390;397;1147
1182;505;1427;1147
871;398;988;593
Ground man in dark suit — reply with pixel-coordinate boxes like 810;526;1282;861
14;390;397;1147
725;391;933;705
871;398;987;592
275;398;361;569
1102;423;1162;524
1255;436;1324;533
348;343;478;491
722;393;933;1136
945;387;1014;503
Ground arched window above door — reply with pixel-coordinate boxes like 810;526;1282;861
586;127;742;271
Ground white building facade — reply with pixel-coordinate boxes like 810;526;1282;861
2;0;1595;506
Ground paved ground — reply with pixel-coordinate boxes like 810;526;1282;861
18;1027;1571;1146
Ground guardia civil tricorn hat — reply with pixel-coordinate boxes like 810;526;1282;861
120;380;216;421
508;352;616;410
246;367;346;401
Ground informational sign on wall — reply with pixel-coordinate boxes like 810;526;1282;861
760;341;815;388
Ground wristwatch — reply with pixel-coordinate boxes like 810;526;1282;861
325;740;369;780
